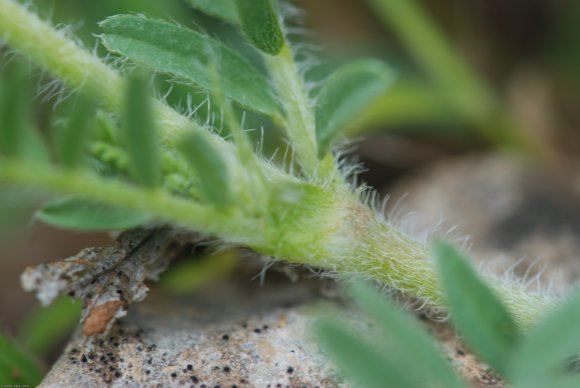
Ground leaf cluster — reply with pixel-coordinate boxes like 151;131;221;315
0;0;392;233
0;296;81;385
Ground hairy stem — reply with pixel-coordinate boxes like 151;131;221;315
0;0;185;140
343;212;557;328
0;159;262;244
266;45;320;178
269;198;557;328
0;155;559;328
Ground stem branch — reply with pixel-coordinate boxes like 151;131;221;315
266;45;319;178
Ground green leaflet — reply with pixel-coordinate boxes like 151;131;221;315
38;197;153;230
435;241;520;377
315;59;394;157
123;73;162;188
236;0;284;55
0;64;28;157
186;0;238;24
187;0;284;55
19;124;50;163
0;334;43;386
179;132;232;207
53;94;96;169
185;0;286;55
348;283;465;388
0;62;49;163
100;15;279;116
511;292;580;388
315;282;465;388
314;319;420;388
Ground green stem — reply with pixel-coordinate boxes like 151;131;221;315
347;215;558;328
0;159;261;246
0;0;185;140
276;200;558;329
266;45;320;178
0;156;558;328
0;0;122;109
260;193;557;328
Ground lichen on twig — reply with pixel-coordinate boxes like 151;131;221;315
21;227;202;336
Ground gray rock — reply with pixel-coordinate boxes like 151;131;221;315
40;277;345;387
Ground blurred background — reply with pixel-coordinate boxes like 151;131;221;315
1;0;580;377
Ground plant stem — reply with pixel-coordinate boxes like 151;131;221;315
0;0;120;111
344;213;558;328
0;155;559;328
260;191;558;329
0;159;260;245
266;45;320;178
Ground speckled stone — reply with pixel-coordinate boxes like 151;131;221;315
41;272;506;388
40;278;345;387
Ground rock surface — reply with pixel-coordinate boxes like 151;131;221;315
40;277;345;387
41;272;503;387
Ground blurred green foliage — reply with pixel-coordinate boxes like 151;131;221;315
158;250;239;294
0;333;44;385
18;297;81;357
